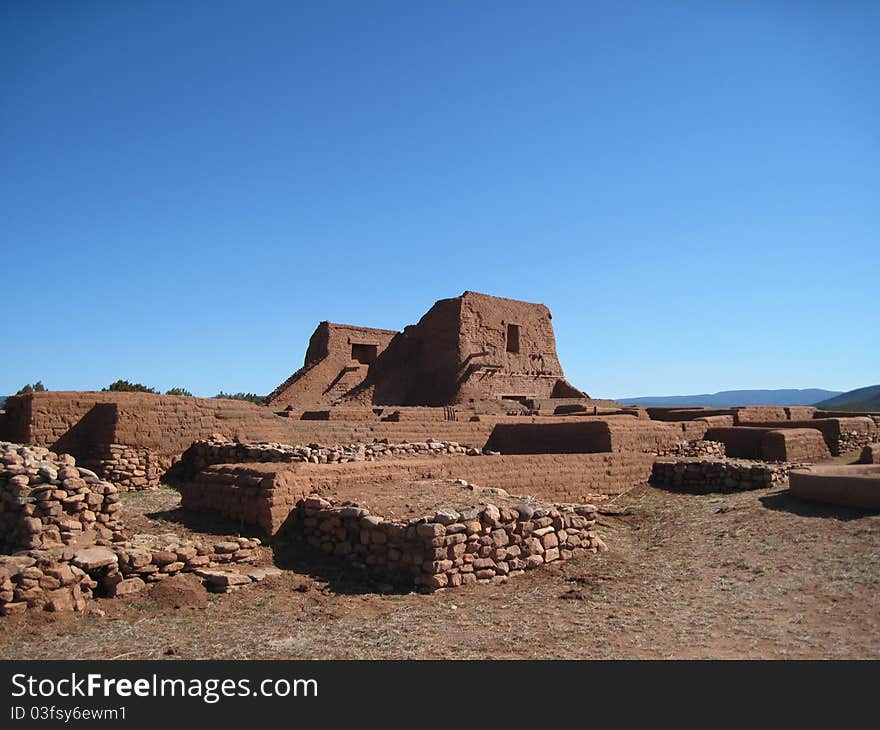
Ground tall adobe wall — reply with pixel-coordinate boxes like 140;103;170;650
349;291;585;406
0;392;294;490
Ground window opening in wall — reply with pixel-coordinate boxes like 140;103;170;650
351;343;378;364
506;324;521;353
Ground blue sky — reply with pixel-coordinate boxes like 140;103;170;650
1;1;877;399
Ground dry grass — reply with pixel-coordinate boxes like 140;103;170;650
1;482;878;659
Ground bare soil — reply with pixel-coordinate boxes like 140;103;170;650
1;481;877;659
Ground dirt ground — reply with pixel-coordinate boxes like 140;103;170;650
1;480;878;660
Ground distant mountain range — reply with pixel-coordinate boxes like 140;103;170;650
815;385;880;412
618;388;843;408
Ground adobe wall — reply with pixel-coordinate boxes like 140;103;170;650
737;418;876;455
180;452;656;536
761;429;831;463
266;323;398;409
0;392;300;490
706;425;838;462
484;419;685;455
733;406;791;424
645;407;736;422
704;427;772;459
789;465;880;510
344;291;585;406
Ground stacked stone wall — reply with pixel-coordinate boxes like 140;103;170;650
293;493;603;590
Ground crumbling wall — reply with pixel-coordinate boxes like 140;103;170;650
266;322;398;409
0;441;265;615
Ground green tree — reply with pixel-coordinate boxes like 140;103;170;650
215;391;266;405
102;380;157;393
16;381;46;395
165;387;193;397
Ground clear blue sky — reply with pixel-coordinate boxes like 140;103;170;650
2;1;877;399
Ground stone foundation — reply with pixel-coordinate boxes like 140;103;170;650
651;458;794;493
289;486;604;590
656;440;726;458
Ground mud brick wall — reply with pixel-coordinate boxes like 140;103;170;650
1;442;126;554
651;458;792;493
180;452;656;537
645;408;736;422
786;407;818;420
705;427;776;459
739;418;876;456
733;406;790;424
761;429;831;463
292;495;603;590
484;419;684;455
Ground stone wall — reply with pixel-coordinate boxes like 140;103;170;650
291;491;603;590
175;435;481;481
655;440;726;458
651;458;793;493
1;441;267;615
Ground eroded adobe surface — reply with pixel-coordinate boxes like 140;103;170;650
267;291;586;409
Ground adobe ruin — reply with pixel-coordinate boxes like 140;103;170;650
2;289;879;605
266;291;586;409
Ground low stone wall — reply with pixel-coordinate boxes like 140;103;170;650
175;435;480;482
651;458;794;493
1;441;126;553
83;443;168;492
1;441;267;616
291;491;603;590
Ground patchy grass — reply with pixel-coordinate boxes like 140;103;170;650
1;482;878;659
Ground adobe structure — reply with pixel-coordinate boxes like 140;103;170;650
2;290;879;604
266;291;586;409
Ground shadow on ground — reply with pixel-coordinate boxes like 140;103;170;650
759;490;880;521
271;543;414;596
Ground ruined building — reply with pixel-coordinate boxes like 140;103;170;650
266;291;586;409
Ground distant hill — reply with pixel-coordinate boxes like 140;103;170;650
619;388;842;408
815;385;880;412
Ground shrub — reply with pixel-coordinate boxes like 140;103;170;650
16;381;46;395
165;387;193;397
214;391;266;405
102;380;157;393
